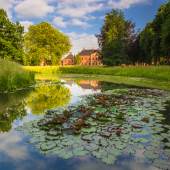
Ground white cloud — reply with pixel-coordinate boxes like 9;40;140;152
53;17;90;28
67;32;99;54
53;16;67;28
108;0;149;9
0;132;28;160
20;21;33;32
15;0;55;19
0;0;16;18
71;19;90;28
57;0;103;18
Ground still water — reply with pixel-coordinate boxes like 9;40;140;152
0;78;170;170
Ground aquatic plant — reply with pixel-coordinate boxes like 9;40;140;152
17;88;170;169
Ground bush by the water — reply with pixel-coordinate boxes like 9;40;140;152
0;59;35;92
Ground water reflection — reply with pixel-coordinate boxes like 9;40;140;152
0;79;170;170
26;83;71;115
18;88;170;169
0;80;100;132
77;80;100;90
0;90;30;132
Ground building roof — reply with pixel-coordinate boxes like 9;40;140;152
79;49;99;56
62;53;74;60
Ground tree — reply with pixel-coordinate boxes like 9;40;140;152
161;16;170;61
97;10;135;66
138;0;170;65
124;21;139;64
24;22;71;66
139;23;155;64
75;54;81;65
159;1;170;63
0;9;24;63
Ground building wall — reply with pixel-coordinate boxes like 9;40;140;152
80;52;101;66
62;58;74;65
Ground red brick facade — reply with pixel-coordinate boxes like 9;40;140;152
79;49;102;66
62;49;102;66
62;54;74;66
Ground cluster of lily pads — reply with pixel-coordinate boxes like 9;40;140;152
17;88;170;169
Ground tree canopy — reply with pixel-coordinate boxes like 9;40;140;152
138;0;170;64
98;1;170;66
0;9;24;63
97;10;136;66
24;22;71;66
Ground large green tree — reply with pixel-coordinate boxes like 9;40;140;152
0;9;24;63
138;0;170;65
139;23;155;64
24;22;71;66
97;10;135;66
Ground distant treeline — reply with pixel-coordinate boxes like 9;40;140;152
97;0;170;66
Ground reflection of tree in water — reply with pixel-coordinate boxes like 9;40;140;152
27;84;71;115
18;88;170;169
0;102;26;132
100;81;136;92
0;90;31;132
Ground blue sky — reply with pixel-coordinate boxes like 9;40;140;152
0;0;166;54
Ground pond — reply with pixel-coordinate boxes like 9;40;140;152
0;77;170;170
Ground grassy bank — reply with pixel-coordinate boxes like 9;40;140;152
24;66;59;74
0;60;35;92
60;66;170;81
61;74;170;91
24;66;170;82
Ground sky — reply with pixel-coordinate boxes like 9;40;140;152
0;0;167;54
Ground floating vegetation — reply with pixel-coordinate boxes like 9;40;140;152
17;88;170;169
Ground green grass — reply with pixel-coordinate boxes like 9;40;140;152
0;59;35;92
24;66;60;74
22;65;170;90
59;66;170;81
24;65;170;82
61;74;170;91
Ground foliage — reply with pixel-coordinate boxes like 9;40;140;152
27;83;71;114
0;59;35;92
0;9;24;63
138;1;170;64
74;54;81;65
24;22;71;66
97;1;170;65
97;10;135;66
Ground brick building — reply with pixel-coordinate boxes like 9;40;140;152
78;49;102;66
61;53;74;66
61;49;102;66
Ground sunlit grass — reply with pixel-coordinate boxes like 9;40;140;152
0;59;35;92
59;66;170;81
23;66;60;74
24;65;170;82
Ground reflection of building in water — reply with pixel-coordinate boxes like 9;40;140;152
78;80;100;90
